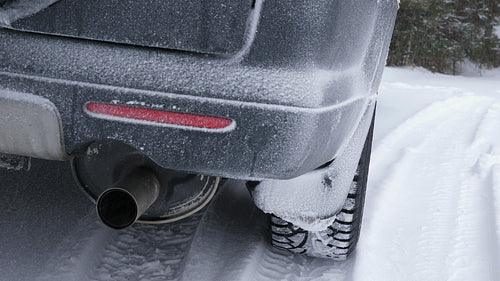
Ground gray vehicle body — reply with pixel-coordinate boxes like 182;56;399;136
0;0;397;226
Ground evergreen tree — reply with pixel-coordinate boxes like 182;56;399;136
388;0;500;74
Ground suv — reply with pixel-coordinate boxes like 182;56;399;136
0;0;397;259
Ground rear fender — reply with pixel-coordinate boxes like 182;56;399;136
250;102;375;231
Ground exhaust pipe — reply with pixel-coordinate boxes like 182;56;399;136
97;168;160;229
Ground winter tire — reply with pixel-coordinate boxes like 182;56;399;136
270;115;374;259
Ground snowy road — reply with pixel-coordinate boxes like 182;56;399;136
1;68;500;280
358;70;500;281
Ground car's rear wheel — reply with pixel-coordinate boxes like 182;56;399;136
270;117;374;259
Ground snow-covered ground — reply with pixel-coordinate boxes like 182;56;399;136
1;67;500;280
495;25;500;39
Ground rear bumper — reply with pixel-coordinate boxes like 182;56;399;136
0;0;396;180
0;70;368;180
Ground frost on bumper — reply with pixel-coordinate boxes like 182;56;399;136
251;103;375;232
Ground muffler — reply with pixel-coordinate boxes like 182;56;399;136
97;168;160;229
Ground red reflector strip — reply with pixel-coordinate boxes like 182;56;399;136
85;102;233;129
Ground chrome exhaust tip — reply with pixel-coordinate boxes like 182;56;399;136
97;168;160;229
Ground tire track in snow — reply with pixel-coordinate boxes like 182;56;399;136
38;210;203;281
181;181;282;281
90;213;203;281
37;212;117;281
354;95;500;281
409;97;492;281
229;240;354;281
448;103;500;281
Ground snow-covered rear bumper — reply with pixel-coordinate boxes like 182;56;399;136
0;0;396;179
0;69;368;180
